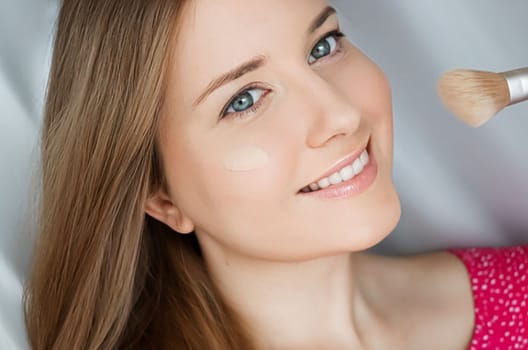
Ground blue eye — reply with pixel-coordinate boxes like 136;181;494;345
221;87;266;119
308;31;345;64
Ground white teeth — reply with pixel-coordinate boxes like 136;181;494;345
303;148;370;193
317;177;331;189
339;165;355;181
352;158;364;175
360;150;369;165
329;173;343;185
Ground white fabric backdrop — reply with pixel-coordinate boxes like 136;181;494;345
1;0;527;348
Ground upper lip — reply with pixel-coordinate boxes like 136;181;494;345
302;139;370;189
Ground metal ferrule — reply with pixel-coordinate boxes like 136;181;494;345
501;67;528;105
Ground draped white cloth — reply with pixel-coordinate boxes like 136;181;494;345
1;0;527;348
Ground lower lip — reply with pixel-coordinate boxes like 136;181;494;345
298;151;378;200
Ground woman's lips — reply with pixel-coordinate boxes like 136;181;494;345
297;141;378;199
299;140;369;192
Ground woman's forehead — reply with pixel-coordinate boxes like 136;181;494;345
183;0;330;31
180;0;331;50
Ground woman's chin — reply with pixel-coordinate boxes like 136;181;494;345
346;189;402;252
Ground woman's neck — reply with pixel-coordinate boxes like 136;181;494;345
198;236;382;349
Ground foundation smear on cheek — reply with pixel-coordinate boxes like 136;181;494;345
223;146;271;172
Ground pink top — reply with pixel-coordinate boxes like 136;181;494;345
449;246;528;349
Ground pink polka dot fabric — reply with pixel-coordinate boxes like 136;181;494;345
449;246;528;350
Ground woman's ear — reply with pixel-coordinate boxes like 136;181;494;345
145;190;195;234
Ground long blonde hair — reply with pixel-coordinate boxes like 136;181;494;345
24;0;253;348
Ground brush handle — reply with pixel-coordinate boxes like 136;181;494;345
502;67;528;105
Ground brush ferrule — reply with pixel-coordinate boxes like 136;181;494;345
502;67;528;105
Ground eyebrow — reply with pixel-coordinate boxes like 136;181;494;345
308;6;337;35
192;5;337;108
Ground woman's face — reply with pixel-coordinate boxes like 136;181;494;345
148;0;401;261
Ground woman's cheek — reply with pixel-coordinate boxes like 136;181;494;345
222;146;271;172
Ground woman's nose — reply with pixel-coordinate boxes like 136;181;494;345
302;74;362;149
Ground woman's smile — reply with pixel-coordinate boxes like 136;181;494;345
298;138;378;199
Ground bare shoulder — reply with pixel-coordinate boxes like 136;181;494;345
396;250;472;299
356;251;475;349
357;250;472;301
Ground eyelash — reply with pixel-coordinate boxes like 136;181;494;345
220;29;346;121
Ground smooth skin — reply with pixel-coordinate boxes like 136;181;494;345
145;0;475;348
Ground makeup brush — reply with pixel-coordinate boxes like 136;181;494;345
436;67;528;127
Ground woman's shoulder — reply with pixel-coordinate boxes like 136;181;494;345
361;246;528;348
384;245;528;293
357;251;475;348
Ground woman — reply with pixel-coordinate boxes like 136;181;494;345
24;0;528;349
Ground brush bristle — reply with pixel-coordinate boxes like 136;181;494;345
437;69;510;127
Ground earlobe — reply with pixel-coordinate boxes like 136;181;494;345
144;191;195;234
